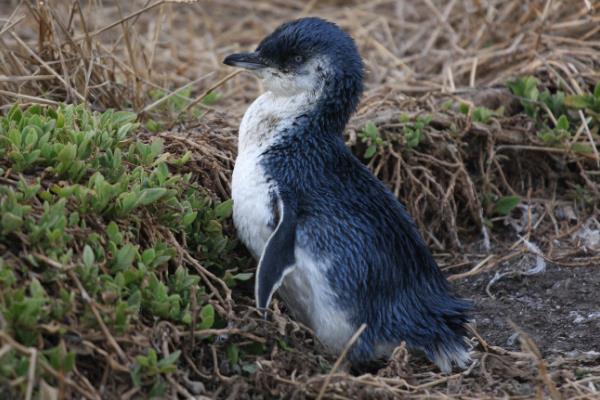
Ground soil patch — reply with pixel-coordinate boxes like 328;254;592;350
462;264;600;355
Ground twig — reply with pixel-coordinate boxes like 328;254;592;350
0;90;61;105
448;254;494;281
316;323;367;400
69;269;129;363
9;31;85;102
25;348;36;400
72;1;167;42
188;327;266;344
578;110;599;168
508;321;562;400
33;254;128;364
142;72;215;113
172;70;242;124
166;230;232;307
0;332;98;400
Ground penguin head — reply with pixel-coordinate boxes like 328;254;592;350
224;17;364;102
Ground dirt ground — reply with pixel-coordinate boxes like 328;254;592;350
462;264;600;356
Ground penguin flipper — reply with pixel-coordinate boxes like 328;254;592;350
255;196;297;313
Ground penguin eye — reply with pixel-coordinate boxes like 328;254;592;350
293;55;304;63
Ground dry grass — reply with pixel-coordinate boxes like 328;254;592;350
1;0;600;398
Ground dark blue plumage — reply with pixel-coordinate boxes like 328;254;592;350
225;17;471;372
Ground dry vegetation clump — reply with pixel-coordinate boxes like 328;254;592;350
0;0;599;399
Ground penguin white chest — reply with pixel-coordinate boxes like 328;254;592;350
231;147;273;259
232;92;308;258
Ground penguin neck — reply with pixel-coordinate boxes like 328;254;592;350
305;74;362;136
238;90;316;152
239;74;362;153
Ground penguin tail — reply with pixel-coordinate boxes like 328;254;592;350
432;341;471;373
429;297;472;373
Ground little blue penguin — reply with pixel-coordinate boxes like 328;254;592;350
223;17;471;373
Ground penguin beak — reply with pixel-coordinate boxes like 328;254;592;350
223;52;267;70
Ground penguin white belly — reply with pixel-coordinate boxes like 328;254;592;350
279;248;355;353
232;156;355;355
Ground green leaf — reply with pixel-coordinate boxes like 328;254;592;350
138;188;167;206
1;212;23;233
571;143;594;154
182;211;198;226
106;222;122;245
25;150;41;165
459;103;470;115
364;145;376;159
405;130;421;149
204;220;222;234
111;111;137;126
148;348;158;365
157;350;181;371
62;352;76;373
82;245;95;267
116;123;136;141
366;122;378;136
493;196;521;216
594;82;600;99
141;248;156;266
233;272;253;281
202;91;220;105
175;151;192;166
318;358;333;372
277;338;292;352
150;139;164;158
57;143;77;164
149;379;167;398
23;127;39;148
564;95;592;109
120;191;140;213
8;104;22;122
214;199;233;219
56;111;65;128
507;76;540;117
130;364;142;387
473;107;493;123
198;304;215;329
556;114;569;131
540;90;565;117
30;277;47;298
113;244;137;271
154;163;169;185
440;100;454;110
226;344;239;365
242;363;257;374
145;119;161;133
